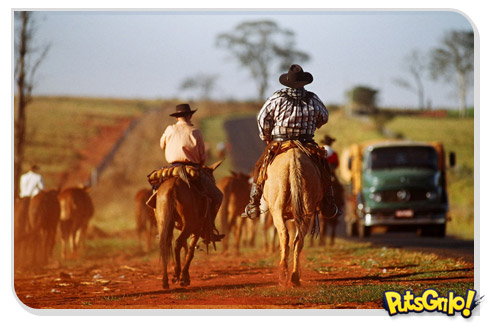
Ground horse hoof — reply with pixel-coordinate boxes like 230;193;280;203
291;273;301;287
180;279;190;287
162;283;170;290
171;276;179;284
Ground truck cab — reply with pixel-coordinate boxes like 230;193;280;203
340;140;455;237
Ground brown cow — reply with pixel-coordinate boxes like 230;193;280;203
58;187;94;259
28;189;61;265
134;188;157;251
217;172;253;255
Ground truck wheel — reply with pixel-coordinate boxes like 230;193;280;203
433;224;446;238
357;223;371;238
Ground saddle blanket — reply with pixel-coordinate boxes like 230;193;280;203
147;164;201;187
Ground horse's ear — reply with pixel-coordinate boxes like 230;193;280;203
230;170;237;177
208;160;223;172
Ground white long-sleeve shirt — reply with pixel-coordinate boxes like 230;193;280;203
19;171;44;198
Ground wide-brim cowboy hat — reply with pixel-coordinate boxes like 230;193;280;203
169;103;197;117
279;64;314;89
320;134;336;145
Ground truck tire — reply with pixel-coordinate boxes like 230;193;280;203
433;224;446;238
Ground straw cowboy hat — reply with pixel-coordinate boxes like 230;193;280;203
169;104;197;117
279;64;314;89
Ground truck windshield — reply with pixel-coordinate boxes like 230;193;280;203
366;146;439;171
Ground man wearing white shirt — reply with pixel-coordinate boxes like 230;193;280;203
19;164;44;198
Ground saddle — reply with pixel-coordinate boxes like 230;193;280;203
146;164;206;209
147;164;201;189
256;140;329;187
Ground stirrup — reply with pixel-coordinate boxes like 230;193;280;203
241;203;261;219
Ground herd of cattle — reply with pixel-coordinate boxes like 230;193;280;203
14;186;94;268
14;171;342;269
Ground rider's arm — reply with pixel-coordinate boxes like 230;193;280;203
193;129;207;166
313;94;329;129
257;99;274;141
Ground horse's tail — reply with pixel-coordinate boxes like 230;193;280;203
157;185;176;264
218;182;231;236
289;149;308;236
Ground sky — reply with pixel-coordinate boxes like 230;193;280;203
23;9;475;109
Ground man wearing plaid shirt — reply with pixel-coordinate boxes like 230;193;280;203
243;64;332;219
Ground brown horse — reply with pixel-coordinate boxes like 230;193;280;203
217;172;252;254
14;197;31;268
263;148;325;287
27;189;61;265
58;187;94;259
156;161;222;289
311;172;345;247
134;188;157;251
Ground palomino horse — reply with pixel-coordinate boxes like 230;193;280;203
58;187;94;259
263;148;326;287
28;189;61;265
217;172;253;254
134;188;157;251
156;161;222;289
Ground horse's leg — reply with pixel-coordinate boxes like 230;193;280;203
319;217;327;246
180;234;199;287
291;229;305;287
261;213;269;252
272;210;289;287
330;218;337;246
172;230;188;284
248;218;257;247
234;216;244;255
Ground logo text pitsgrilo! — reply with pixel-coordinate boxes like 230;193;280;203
383;289;476;318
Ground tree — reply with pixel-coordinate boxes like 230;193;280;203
430;30;474;117
393;49;428;110
14;11;50;197
216;20;310;101
346;85;378;114
179;73;219;101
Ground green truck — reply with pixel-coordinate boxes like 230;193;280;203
340;140;455;238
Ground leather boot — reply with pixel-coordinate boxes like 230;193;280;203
321;185;338;219
241;183;262;219
202;216;225;244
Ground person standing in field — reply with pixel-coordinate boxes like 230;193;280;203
19;164;44;198
321;134;339;171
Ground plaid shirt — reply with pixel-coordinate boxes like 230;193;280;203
257;88;329;141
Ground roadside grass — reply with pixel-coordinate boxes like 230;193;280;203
20;96;158;188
